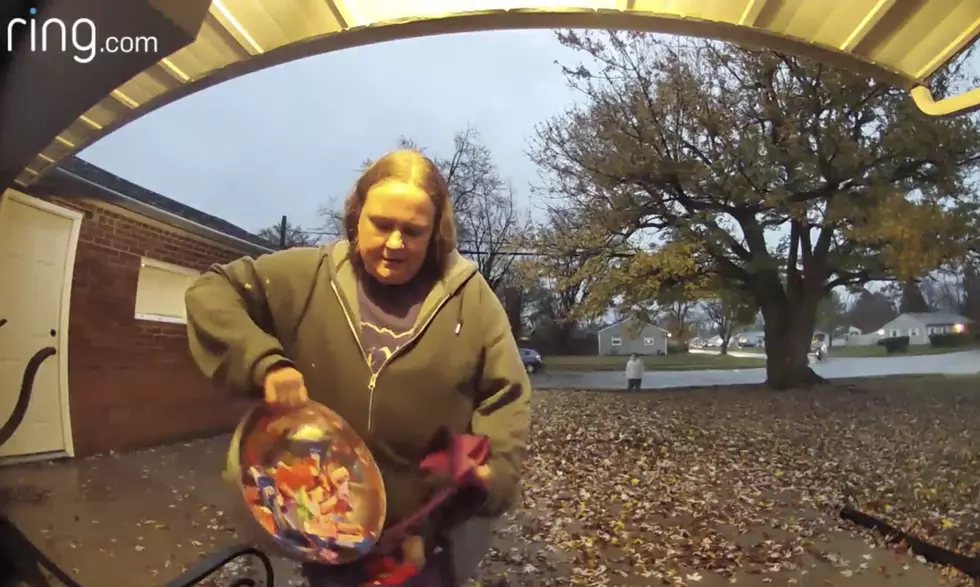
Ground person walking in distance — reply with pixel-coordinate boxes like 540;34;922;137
625;353;644;391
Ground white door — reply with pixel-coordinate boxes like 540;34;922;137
0;189;80;460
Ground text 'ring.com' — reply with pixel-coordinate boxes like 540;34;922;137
6;8;159;64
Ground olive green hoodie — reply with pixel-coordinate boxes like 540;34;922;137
184;240;531;536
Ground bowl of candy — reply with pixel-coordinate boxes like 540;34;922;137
228;401;387;565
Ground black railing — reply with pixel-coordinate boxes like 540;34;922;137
0;325;277;586
0;516;275;587
0;346;55;447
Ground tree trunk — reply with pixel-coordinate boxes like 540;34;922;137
554;320;576;354
719;326;731;355
761;299;824;389
501;286;524;339
719;319;731;355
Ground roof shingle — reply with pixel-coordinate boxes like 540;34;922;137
58;156;273;250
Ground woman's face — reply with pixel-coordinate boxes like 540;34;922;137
356;180;435;285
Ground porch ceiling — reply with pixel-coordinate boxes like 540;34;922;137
15;0;980;187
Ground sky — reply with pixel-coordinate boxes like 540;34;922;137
80;29;584;235
76;26;979;291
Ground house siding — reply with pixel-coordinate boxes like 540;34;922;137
878;315;928;345
48;196;258;456
877;312;973;346
596;322;668;356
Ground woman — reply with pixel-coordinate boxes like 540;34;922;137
184;149;532;586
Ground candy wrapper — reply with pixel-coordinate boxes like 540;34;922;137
234;403;386;565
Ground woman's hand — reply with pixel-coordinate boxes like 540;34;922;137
263;366;309;408
475;465;492;485
402;535;426;568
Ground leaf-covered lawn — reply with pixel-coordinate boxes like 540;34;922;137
476;376;980;586
4;376;977;587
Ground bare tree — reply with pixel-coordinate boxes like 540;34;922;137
393;128;493;244
312;128;532;288
656;285;697;342
411;128;533;290
703;288;758;355
846;289;897;333
525;214;601;347
929;259;980;320
463;183;532;290
316;193;346;238
256;219;320;249
432;128;495;244
354;127;531;289
814;289;848;346
934;274;968;313
497;258;540;339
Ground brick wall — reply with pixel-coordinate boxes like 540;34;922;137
50;196;260;456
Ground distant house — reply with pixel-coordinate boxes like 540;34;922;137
735;331;766;347
842;325;879;347
876;312;972;345
596;320;669;355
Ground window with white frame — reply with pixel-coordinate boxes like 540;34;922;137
908;328;920;337
889;329;900;337
610;337;622;347
643;337;656;346
134;257;200;323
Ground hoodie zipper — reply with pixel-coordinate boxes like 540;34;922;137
330;279;460;432
330;279;375;418
363;294;456;431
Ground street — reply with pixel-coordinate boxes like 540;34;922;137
532;349;980;389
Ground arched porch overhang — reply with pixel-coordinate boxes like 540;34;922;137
6;0;980;188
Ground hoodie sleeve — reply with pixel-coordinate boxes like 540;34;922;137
184;247;318;395
469;276;532;517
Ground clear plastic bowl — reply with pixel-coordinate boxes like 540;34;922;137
227;402;387;564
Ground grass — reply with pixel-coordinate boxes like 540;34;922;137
543;352;765;371
736;343;980;358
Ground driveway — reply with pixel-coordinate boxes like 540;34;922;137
0;438;301;587
532;349;980;390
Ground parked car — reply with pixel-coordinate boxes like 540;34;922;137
519;348;545;373
736;333;765;348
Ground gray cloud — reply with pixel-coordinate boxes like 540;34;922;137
80;29;582;233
